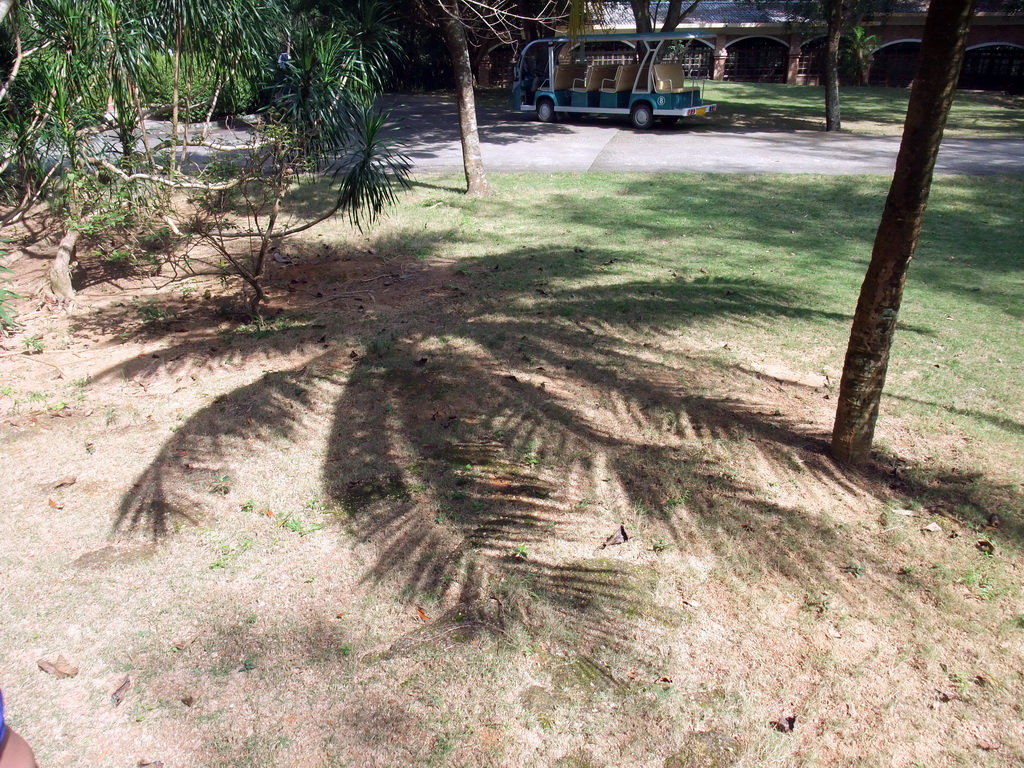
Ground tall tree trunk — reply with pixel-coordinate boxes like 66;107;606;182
831;0;978;465
824;0;843;132
630;0;652;33
45;228;80;302
661;0;703;32
437;0;492;197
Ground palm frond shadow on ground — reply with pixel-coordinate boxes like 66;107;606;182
112;255;1024;678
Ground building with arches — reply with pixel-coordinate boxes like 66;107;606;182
585;0;1024;92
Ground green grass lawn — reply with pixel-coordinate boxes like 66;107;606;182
479;81;1024;137
699;81;1024;137
349;172;1024;474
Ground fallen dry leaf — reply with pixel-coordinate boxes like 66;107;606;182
111;675;131;707
892;508;916;517
921;522;942;533
771;715;797;733
37;655;79;678
602;525;629;548
977;540;996;556
53;475;77;488
137;761;165;767
47;498;64;510
826;626;842;639
416;607;432;622
181;695;195;707
977;741;1001;751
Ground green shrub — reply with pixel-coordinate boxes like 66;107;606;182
144;55;262;120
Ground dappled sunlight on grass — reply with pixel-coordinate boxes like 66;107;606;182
698;81;1024;138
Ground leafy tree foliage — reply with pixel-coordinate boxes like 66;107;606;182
0;0;408;312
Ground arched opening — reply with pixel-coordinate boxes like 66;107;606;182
661;39;714;79
869;41;920;88
959;44;1024;93
478;42;516;88
725;37;789;83
797;36;872;86
797;37;826;85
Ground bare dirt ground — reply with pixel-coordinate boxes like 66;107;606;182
1;202;1022;768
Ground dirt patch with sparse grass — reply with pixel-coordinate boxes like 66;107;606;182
1;174;1022;768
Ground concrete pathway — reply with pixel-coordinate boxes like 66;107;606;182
381;94;1024;176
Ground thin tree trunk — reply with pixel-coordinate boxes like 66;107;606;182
661;0;703;32
45;228;80;302
831;0;978;465
631;0;652;33
437;1;492;197
824;0;842;132
171;27;182;170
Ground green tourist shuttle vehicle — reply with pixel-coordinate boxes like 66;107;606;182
511;32;717;129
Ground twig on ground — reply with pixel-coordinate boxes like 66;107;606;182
353;272;417;285
308;291;375;306
0;351;66;378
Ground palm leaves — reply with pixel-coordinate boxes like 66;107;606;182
2;0;409;308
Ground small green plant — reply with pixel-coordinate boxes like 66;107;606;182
652;538;674;554
282;516;323;536
434;507;453;525
513;543;528;559
209;539;252;569
948;670;971;696
521;450;540;467
209;474;231;495
241;499;255;513
303;496;327;514
843;563;866;578
99;247;134;263
22;335;44;353
804;591;833;614
135;298;172;324
0;254;19;330
666;490;692;507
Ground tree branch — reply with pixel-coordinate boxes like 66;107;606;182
82;157;242;191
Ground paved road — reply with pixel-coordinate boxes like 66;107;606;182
381;94;1024;176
